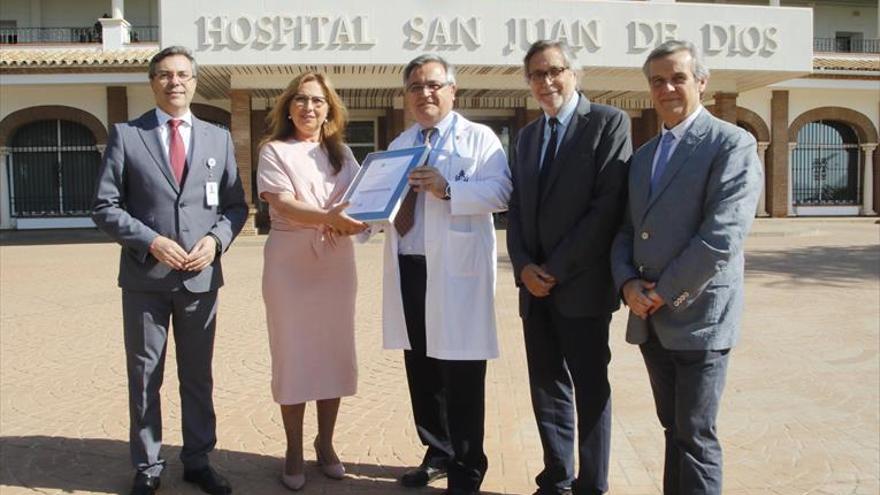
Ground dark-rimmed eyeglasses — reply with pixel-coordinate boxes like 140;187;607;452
292;94;328;108
406;81;450;95
527;66;568;83
155;71;195;83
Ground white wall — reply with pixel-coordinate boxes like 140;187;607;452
0;85;108;125
814;3;878;39
738;87;773;136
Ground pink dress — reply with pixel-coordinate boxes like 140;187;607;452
257;139;359;405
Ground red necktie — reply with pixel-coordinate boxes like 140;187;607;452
394;127;435;236
168;119;186;185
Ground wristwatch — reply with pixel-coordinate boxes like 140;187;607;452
208;233;223;257
443;184;452;201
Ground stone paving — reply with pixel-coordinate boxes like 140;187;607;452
0;218;878;495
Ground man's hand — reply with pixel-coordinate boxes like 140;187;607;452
622;279;661;319
408;166;448;199
184;235;217;272
520;263;557;298
149;235;189;270
645;289;665;315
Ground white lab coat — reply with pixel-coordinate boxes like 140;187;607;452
382;112;512;360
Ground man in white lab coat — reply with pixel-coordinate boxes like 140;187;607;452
382;54;512;495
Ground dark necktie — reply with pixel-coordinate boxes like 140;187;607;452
394;127;435;236
539;117;559;188
168;119;186;185
650;132;676;195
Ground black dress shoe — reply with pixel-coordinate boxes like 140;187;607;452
130;472;161;495
399;464;447;487
445;489;480;495
183;466;232;495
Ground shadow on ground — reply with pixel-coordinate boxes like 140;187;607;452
0;436;507;494
0;228;113;246
746;244;880;286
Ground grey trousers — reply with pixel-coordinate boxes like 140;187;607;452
122;289;219;476
640;334;730;495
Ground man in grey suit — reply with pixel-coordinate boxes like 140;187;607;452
92;46;247;495
611;40;762;495
508;40;631;495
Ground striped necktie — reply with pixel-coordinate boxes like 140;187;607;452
394;127;435;236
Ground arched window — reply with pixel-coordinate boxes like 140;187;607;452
8;120;102;217
792;120;860;206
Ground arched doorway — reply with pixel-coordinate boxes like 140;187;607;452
791;120;861;209
8;119;102;221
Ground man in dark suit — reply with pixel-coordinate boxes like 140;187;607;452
611;40;762;494
92;46;247;495
507;40;631;495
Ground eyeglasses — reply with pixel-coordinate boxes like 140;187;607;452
155;71;195;83
406;81;450;95
527;66;568;83
292;94;327;108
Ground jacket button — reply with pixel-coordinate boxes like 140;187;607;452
640;231;649;240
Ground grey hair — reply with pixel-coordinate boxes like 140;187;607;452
641;40;709;81
148;45;198;79
403;54;456;86
522;40;576;76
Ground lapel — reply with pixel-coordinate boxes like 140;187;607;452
540;93;591;202
642;109;712;218
136;110;180;194
520;120;543;212
632;137;659;225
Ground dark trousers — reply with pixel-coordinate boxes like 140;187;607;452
522;296;612;495
122;289;219;476
399;255;488;490
640;332;730;495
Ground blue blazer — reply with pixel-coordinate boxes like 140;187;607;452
611;109;763;350
92;110;248;293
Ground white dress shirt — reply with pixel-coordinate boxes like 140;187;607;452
651;105;704;177
155;108;194;166
539;91;579;168
398;110;455;256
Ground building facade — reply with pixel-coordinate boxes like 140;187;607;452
1;0;878;232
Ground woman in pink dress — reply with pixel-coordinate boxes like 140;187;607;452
257;72;366;491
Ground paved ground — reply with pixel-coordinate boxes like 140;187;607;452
1;218;878;495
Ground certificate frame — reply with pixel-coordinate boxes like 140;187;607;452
341;145;430;224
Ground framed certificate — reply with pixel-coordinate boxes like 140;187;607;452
341;146;430;223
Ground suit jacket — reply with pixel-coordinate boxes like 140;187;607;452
92;109;248;293
610;108;763;351
507;93;631;319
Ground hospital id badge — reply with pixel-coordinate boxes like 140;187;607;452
206;182;219;206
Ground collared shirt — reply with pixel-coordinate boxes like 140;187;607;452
155;107;194;165
539;91;579;169
651;105;703;177
398;110;454;256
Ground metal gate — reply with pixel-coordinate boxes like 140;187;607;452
791;120;860;206
7;120;102;217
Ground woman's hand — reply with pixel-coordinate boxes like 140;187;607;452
325;202;368;235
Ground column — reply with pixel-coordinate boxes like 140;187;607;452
107;86;128;125
230;89;257;235
768;90;789;217
0;147;12;230
100;0;130;50
712;92;738;124
787;142;797;216
756;141;769;216
861;144;877;216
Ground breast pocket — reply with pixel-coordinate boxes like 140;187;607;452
445;230;480;277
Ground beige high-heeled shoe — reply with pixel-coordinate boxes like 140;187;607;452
280;456;306;491
313;437;345;480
